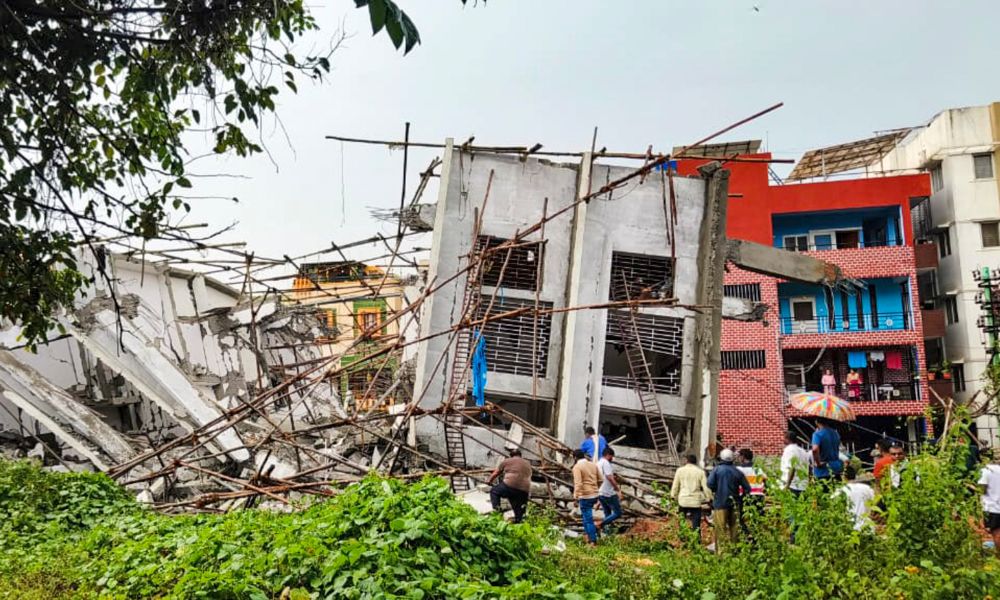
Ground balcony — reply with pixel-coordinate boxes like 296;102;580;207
927;377;954;401
780;311;912;335
914;241;939;270
786;379;919;403
921;307;946;339
783;347;922;404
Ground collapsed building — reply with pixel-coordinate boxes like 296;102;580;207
0;125;854;514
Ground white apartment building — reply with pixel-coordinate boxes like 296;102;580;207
873;103;1000;443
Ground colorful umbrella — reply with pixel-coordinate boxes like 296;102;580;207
788;391;856;421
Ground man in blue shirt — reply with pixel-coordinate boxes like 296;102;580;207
811;419;844;482
707;448;751;550
580;426;608;460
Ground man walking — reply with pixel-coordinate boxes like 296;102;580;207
780;431;810;495
572;448;601;545
978;451;1000;556
671;454;712;533
835;465;875;532
707;448;750;550
580;426;608;461
597;447;623;534
486;448;532;523
811;419;844;484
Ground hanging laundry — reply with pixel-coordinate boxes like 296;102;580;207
885;351;903;370
847;351;868;369
471;330;488;407
869;351;886;362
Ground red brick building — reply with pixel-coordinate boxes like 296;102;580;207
678;152;934;455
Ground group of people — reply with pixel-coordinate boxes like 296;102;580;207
486;420;1000;555
674;419;919;547
487;426;624;545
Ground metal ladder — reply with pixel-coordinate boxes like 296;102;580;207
441;256;485;493
614;277;681;465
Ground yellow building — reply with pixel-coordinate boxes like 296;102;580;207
291;262;404;411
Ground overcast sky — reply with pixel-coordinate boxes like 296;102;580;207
181;0;1000;279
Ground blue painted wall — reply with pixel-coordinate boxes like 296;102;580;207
778;278;911;334
772;206;902;249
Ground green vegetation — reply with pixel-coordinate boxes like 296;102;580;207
0;0;459;350
2;419;999;598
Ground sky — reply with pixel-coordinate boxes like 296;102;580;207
180;0;1000;279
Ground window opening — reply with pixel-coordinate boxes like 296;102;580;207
473;296;552;377
721;350;766;370
981;222;1000;248
723;283;761;302
475;235;543;291
945;296;959;325
974;153;994;180
937;228;951;257
603;310;683;395
608;251;674;301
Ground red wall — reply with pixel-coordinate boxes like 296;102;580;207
677;155;932;454
676;154;930;245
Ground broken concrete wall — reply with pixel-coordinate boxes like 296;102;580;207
0;250;346;475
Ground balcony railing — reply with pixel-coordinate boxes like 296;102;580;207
921;307;946;338
780;311;912;335
787;381;919;402
784;239;903;252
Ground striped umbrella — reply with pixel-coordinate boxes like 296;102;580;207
788;391;856;421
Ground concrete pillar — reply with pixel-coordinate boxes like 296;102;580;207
690;163;730;458
554;153;594;446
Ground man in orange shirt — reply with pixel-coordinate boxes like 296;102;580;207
873;439;894;483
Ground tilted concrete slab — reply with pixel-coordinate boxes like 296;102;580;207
726;239;848;288
69;301;250;462
0;350;137;470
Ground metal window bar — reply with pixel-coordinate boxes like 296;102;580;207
720;350;766;370
475;235;543;291
609;251;675;302
723;283;762;302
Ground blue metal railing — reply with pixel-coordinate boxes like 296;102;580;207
779;311;911;335
783;239;903;252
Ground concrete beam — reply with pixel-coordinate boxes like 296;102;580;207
69;298;249;462
0;350;137;470
721;296;768;321
726;239;846;287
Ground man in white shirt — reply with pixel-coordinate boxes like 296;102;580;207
597;447;622;533
978;453;1000;556
836;465;875;532
780;431;810;495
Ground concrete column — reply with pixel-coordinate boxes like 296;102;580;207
412;139;456;409
554;153;593;446
691;163;730;458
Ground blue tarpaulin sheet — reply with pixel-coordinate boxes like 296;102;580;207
471;331;487;407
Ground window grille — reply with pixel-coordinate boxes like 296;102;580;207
475;236;542;291
721;350;766;370
473;296;551;377
723;283;762;302
609;251;674;301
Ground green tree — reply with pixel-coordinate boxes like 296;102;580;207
0;0;441;350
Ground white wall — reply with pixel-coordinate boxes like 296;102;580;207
876;104;1000;443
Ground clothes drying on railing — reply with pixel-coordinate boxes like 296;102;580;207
885;351;903;370
847;351;868;369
